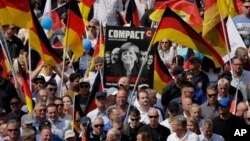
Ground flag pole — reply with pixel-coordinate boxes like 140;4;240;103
124;22;158;123
60;2;72;98
28;29;32;91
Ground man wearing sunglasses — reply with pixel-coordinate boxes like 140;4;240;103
123;108;145;141
3;24;25;61
88;117;106;141
75;78;91;116
139;108;170;141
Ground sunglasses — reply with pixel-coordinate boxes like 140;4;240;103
80;84;90;88
55;104;64;108
207;94;217;98
148;115;159;119
48;88;57;92
8;129;19;132
10;102;19;105
39;109;47;112
94;124;104;128
130;118;140;121
88;25;96;29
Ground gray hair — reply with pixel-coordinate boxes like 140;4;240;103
174;115;187;127
107;128;121;139
202;119;213;129
217;78;229;87
21;128;35;140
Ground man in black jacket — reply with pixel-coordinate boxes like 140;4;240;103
139;108;170;141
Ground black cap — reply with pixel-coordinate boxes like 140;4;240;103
189;56;201;64
80;117;91;125
168;101;179;111
172;66;184;76
33;75;45;83
39;119;51;131
95;92;107;98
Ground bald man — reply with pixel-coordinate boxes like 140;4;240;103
139;108;170;141
236;102;249;117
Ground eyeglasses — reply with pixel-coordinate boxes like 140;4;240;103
96;97;106;100
88;25;96;29
130;118;140;121
94;124;104;128
8;129;19;132
48;88;57;92
207;94;217;98
161;41;169;44
10;102;19;105
233;63;243;66
148;115;159;119
80;84;90;88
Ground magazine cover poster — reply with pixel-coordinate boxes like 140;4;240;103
104;26;154;88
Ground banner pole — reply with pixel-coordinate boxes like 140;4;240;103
124;23;158;123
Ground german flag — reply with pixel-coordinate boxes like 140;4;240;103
202;0;230;57
18;62;33;115
51;3;68;31
126;0;140;27
90;26;105;70
153;46;173;94
151;7;224;68
79;0;95;26
227;0;243;17
150;0;203;32
0;45;10;78
0;0;32;28
29;10;62;66
63;0;84;61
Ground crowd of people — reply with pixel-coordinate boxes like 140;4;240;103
0;0;250;141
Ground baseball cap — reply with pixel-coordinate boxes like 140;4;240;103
94;57;103;65
138;84;149;89
39;119;51;131
107;87;118;97
218;97;231;107
33;75;45;83
64;130;75;140
172;66;184;76
79;78;90;84
21;114;35;124
80;117;91;125
168;101;179;111
0;107;7;116
95;92;107;98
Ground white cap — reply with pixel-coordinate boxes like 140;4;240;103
64;130;75;139
138;84;149;89
107;87;118;97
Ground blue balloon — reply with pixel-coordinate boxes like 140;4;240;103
83;39;92;51
41;16;53;30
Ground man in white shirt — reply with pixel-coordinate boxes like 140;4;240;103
199;119;225;141
167;115;199;141
87;92;109;124
47;103;71;140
